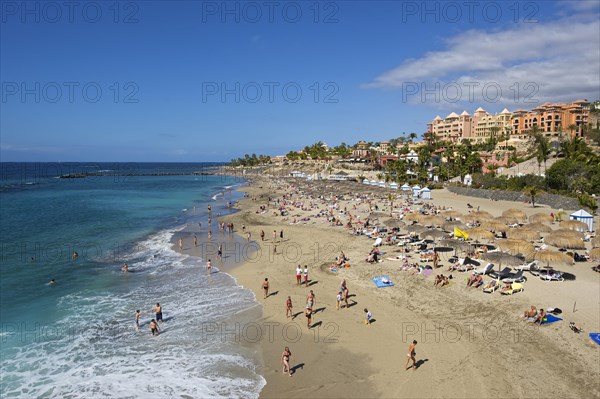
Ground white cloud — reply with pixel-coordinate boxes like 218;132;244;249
364;15;600;107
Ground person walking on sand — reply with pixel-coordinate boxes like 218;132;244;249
217;244;223;259
304;306;312;329
246;232;251;241
149;319;160;336
262;278;269;299
207;259;213;274
272;230;277;242
280;229;284;241
364;308;372;325
260;230;265;241
194;235;198;247
295;265;302;285
306;290;316;308
303;266;309;287
405;340;417;370
281;347;292;376
286;296;293;318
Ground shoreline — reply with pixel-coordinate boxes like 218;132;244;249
220;177;599;398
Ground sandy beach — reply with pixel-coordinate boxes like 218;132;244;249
209;177;599;398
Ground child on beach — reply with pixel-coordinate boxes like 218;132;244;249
336;291;342;310
263;278;269;299
364;308;372;325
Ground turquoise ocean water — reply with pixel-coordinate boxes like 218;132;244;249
0;163;265;398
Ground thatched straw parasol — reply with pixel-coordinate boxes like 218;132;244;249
592;235;600;248
495;216;519;226
496;239;535;256
423;229;449;241
468;210;494;221
544;234;585;250
531;250;574;265
404;224;428;235
502;208;527;221
549;229;585;240
442;220;465;232
423;215;444;227
438;239;470;251
487;219;510;232
525;222;553;233
383;218;405;229
404;213;424;223
508;229;540;242
466;227;495;241
529;213;553;224
590;248;600;260
442;210;463;218
560;219;589;232
481;252;524;268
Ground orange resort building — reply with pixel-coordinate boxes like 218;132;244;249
427;100;592;143
427;108;512;144
511;100;591;138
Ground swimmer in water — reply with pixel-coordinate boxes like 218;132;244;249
122;262;129;273
48;279;56;285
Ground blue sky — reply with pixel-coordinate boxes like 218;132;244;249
1;0;599;161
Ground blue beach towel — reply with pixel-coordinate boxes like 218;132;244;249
589;333;600;346
541;314;563;325
373;276;394;288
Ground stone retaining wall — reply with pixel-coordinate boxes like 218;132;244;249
446;186;587;211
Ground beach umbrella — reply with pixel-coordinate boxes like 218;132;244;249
544;234;585;250
502;208;527;221
404;213;424;223
508;229;540;242
531;250;573;266
423;215;444;227
369;211;387;218
438;239;470;251
487;219;510;232
442;210;463;218
560;219;588;232
468;210;494;221
590;248;600;260
404;225;428;235
481;252;524;269
525;222;553;233
496;216;519;226
442;220;465;232
423;229;449;241
383;218;405;229
496;239;535;257
466;227;495;241
529;213;554;224
592;236;600;248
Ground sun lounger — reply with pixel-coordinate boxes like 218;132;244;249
515;261;538;272
500;282;524;295
539;270;565;282
482;280;500;293
502;270;526;283
489;267;512;280
473;263;494;275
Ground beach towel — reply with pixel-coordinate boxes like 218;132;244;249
541;314;563;325
373;276;394;288
589;333;600;346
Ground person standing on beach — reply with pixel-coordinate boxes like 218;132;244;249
207;259;213;274
306;290;316;308
286;296;293;318
263;278;269;299
246;232;251;241
303;266;309;287
364;308;372;325
336;291;342;310
194;235;198;247
280;229;284;241
433;251;439;269
343;287;349;309
281;347;292;376
260;230;265;241
304;306;312;329
295;265;302;285
405;340;417;370
272;230;277;242
217;244;223;259
179;238;183;251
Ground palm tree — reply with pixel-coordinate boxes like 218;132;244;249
567;123;578;138
388;193;394;217
533;132;550;177
524;186;542;208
